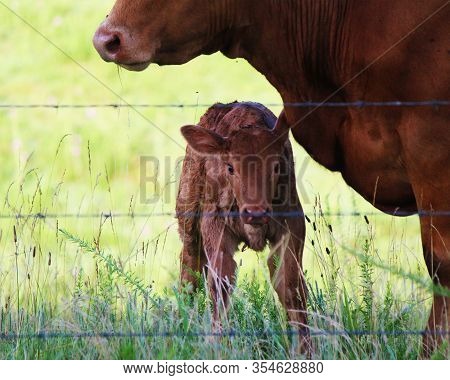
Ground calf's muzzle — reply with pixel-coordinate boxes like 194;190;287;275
241;206;272;225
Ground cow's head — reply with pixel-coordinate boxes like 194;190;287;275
181;106;289;225
93;0;248;70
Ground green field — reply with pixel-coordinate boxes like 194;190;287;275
0;1;445;359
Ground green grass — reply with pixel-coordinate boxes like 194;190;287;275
0;215;433;360
0;0;446;359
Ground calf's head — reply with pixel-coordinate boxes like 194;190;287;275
181;114;289;225
93;0;249;70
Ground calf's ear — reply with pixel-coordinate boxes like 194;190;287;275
273;110;290;141
181;125;227;154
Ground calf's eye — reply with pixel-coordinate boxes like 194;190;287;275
227;163;234;175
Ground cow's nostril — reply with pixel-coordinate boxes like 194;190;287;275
105;35;121;55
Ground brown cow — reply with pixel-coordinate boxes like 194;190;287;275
93;0;450;354
176;102;309;352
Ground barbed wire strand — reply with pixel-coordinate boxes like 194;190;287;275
0;100;449;110
0;329;448;341
1;210;450;220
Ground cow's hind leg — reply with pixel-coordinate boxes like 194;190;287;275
269;217;311;356
401;110;450;357
407;173;450;355
419;212;450;357
408;182;450;356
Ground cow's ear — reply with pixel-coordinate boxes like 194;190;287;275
181;125;228;154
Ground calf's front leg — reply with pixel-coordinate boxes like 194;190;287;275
269;217;311;356
201;220;238;327
180;242;207;291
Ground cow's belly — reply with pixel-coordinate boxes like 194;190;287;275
340;113;417;214
292;110;417;215
340;156;417;215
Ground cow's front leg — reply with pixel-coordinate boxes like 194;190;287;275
201;220;238;329
269;216;311;356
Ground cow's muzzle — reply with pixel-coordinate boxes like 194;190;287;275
93;24;123;62
93;24;152;71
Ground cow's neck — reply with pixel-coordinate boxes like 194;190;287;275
220;0;353;96
220;0;354;170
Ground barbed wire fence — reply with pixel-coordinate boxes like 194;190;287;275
1;99;450;342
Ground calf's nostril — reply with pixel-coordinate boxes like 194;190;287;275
105;34;121;54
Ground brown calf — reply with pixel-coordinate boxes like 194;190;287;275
176;102;309;351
